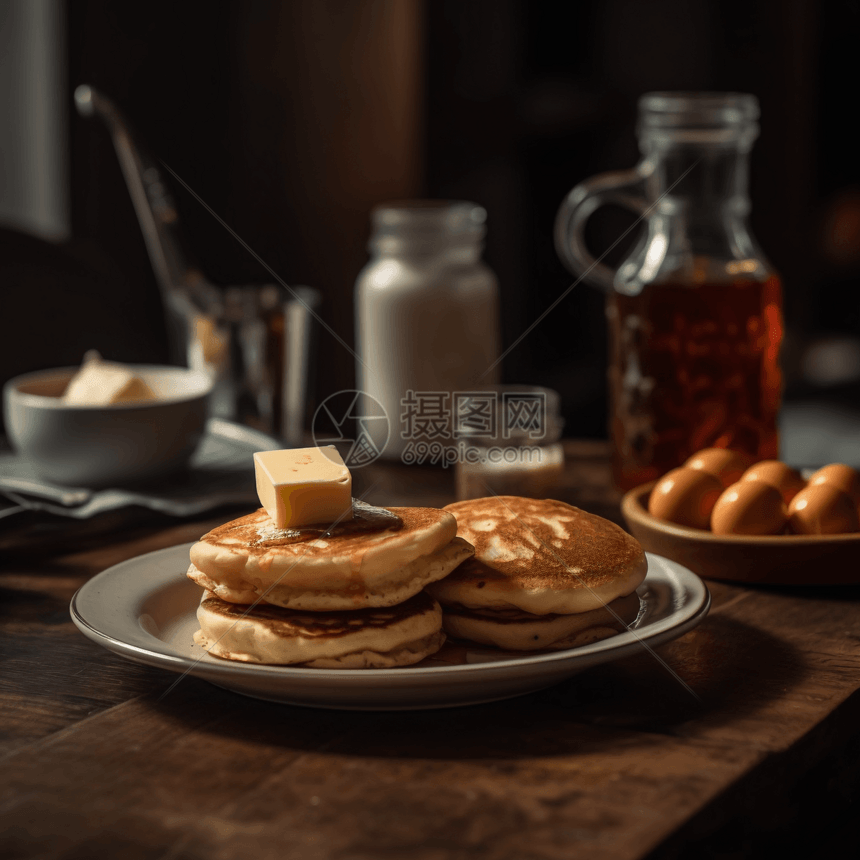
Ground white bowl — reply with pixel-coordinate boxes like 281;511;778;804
3;365;213;487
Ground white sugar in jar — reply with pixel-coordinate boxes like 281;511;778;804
355;201;500;461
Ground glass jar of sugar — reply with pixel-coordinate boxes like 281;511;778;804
354;200;500;461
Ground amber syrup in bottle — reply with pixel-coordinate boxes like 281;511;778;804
607;273;782;490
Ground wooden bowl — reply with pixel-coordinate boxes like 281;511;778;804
621;481;860;585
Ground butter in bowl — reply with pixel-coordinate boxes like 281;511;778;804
3;352;213;487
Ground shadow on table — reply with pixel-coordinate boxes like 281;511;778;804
726;580;860;603
149;613;806;761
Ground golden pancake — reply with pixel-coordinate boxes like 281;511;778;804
188;502;473;611
427;496;647;615
194;589;444;667
441;591;642;651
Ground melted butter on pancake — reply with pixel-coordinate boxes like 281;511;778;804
189;506;466;611
198;503;411;559
210;499;403;549
255;498;402;545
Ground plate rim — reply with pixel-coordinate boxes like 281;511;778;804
70;542;710;682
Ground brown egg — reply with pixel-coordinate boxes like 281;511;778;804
807;463;860;506
741;460;806;504
684;448;755;488
788;483;860;535
710;479;787;536
648;467;723;529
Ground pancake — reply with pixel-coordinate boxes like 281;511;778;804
427;496;647;615
188;502;474;611
194;589;444;667
441;591;642;651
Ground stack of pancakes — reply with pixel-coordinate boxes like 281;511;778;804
427;496;647;650
188;500;474;668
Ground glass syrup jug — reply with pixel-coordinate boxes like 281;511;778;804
555;92;783;490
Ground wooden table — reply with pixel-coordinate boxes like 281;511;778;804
3;441;860;859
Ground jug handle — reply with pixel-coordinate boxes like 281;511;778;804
554;165;650;291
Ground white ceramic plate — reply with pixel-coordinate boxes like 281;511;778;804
70;544;710;710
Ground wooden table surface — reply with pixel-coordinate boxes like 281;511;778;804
3;440;860;859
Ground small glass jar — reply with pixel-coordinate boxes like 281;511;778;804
355;201;501;461
454;385;565;501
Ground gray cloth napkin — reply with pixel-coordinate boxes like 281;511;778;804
0;418;279;519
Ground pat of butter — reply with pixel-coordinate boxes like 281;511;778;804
64;352;156;405
254;446;353;529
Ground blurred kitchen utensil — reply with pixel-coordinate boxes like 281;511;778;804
282;285;321;446
74;84;220;361
74;85;319;440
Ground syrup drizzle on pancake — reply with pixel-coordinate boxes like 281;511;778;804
250;498;403;547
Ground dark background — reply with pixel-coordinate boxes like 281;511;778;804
3;0;859;439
